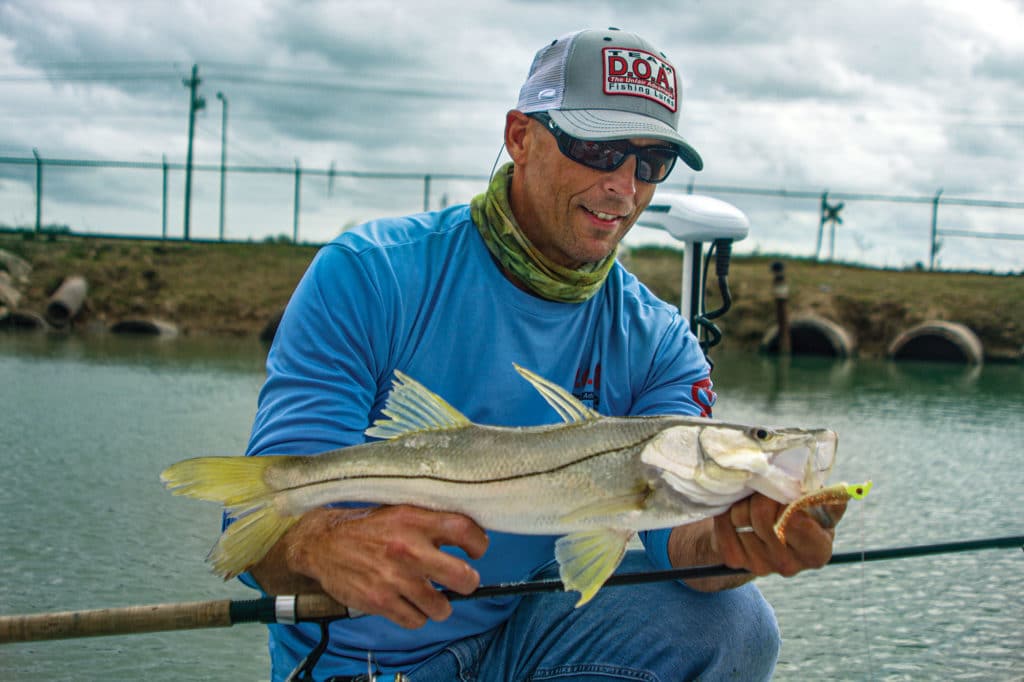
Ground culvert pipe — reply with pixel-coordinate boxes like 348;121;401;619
887;321;983;365
760;314;856;358
0;310;48;331
110;319;179;337
45;276;88;328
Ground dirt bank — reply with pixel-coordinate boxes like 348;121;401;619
2;232;1021;361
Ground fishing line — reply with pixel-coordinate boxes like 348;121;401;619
856;494;875;682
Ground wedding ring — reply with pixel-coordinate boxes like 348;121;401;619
734;525;755;534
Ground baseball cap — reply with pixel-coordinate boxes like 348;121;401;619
516;27;703;171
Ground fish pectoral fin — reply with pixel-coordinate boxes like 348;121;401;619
513;364;600;424
555;528;634;607
364;370;471;440
557;491;650;525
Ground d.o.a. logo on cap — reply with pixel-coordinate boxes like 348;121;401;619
602;47;677;112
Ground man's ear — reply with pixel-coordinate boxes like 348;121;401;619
504;110;532;164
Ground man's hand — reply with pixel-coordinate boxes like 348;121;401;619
715;493;847;577
251;504;489;629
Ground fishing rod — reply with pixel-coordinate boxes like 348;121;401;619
1;534;1020;644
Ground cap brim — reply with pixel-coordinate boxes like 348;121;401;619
549;109;703;172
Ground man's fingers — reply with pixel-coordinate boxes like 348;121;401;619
781;512;836;569
435;512;490;560
716;509;758;570
363;591;431;630
718;494;841;577
382;509;485;595
400;575;454;623
290;505;489;629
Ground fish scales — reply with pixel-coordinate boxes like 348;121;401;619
264;417;678;533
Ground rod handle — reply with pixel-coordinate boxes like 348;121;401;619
0;599;233;643
294;593;354;621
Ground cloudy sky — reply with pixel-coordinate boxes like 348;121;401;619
1;0;1021;271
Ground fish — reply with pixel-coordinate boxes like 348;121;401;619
161;364;857;606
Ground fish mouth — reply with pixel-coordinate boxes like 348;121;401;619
768;430;837;488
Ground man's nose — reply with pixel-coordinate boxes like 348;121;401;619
603;155;639;196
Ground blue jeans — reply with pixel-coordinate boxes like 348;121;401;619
403;551;780;682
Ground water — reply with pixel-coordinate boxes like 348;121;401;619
1;336;1021;681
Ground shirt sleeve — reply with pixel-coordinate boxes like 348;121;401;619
246;243;393;457
632;312;716;570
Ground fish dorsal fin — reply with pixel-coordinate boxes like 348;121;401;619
364;371;471;440
514;364;600;424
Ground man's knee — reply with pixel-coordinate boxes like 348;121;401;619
662;582;781;680
496;556;780;681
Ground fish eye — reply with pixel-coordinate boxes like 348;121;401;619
751;427;772;440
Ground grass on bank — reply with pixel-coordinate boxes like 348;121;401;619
1;231;1021;360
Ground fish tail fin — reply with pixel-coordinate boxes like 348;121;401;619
160;455;289;507
160;455;298;579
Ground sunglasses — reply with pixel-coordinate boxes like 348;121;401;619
528;112;679;184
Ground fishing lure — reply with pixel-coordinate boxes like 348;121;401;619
773;481;873;544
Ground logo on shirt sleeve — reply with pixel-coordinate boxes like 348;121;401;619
691;377;716;418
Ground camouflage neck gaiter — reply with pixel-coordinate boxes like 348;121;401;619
470;162;615;303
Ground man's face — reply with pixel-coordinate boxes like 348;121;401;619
506;112;661;270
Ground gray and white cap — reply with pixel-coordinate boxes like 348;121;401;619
516;27;703;171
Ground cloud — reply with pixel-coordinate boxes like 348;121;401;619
0;0;1020;270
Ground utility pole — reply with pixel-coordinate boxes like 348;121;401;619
183;64;205;241
929;189;943;271
216;91;228;241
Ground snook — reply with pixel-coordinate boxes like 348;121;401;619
162;364;840;605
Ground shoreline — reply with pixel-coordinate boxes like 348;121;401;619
2;232;1021;362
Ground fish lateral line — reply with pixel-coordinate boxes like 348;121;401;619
298;438;660;490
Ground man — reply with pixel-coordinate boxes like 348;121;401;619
244;27;844;681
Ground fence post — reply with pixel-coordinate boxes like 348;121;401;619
423;174;431;212
33;148;42;233
293;159;301;243
216;91;228;242
929;188;943;271
161;154;169;240
686;178;695;195
815;191;827;260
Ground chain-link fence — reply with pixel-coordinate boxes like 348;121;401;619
1;153;1021;272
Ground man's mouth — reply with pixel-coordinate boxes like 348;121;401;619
584;207;628;222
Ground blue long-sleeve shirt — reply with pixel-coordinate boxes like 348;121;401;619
244;204;714;678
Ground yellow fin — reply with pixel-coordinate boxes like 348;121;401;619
365;370;471;440
161;455;288;508
555;528;634;607
514;364;600;424
161;455;299;578
209;502;299;579
558;491;650;525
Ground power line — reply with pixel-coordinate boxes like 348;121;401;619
0;73;181;82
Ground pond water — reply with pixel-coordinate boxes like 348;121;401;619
1;334;1021;680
